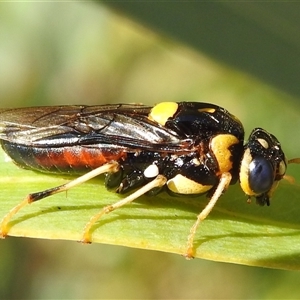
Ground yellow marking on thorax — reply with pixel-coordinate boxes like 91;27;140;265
167;174;212;195
210;134;239;173
198;107;216;113
148;102;178;126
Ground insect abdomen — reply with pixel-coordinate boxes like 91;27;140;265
1;141;127;174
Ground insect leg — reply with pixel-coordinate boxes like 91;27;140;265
185;172;232;259
0;162;120;238
81;174;167;243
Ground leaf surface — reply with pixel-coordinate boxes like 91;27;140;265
1;148;300;270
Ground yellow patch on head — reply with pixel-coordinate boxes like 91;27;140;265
239;148;257;196
167;174;212;195
278;160;287;176
210;134;239;173
257;138;269;149
148;102;178;126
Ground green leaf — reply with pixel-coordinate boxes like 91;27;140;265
1;147;300;270
103;1;300;100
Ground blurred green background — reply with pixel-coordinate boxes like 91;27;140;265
1;2;300;299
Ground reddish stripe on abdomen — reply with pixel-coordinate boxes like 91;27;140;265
0;141;128;174
33;146;127;173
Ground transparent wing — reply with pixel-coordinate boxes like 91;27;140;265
0;104;191;152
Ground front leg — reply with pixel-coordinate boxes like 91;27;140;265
185;172;232;259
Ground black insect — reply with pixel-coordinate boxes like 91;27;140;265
0;102;295;258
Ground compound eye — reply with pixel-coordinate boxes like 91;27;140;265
249;157;274;194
